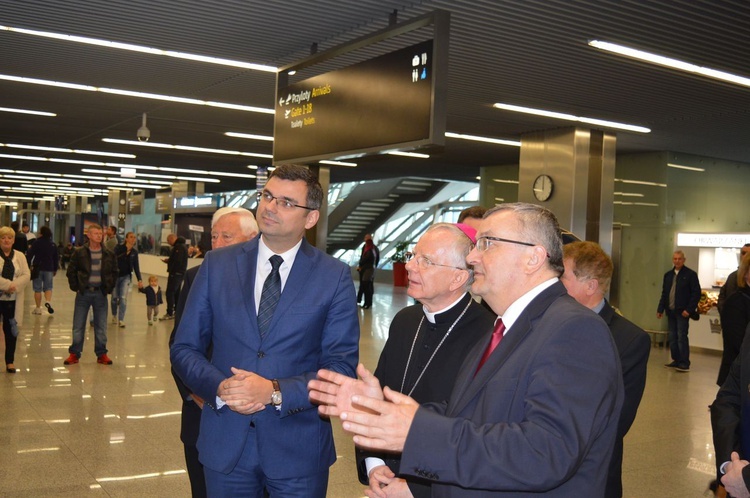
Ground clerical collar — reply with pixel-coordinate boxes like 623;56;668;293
423;293;469;324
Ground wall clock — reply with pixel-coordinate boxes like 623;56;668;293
533;174;553;201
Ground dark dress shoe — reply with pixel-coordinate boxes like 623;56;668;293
6;364;16;373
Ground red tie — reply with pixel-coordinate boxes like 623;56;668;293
475;318;505;375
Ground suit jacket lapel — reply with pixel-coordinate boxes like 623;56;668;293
238;239;259;330
448;282;567;415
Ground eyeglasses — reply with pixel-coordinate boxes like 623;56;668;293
257;190;314;211
475;236;535;252
405;252;470;272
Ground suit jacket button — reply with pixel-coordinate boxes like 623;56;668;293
257;351;265;358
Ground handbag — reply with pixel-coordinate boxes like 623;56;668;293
30;264;40;280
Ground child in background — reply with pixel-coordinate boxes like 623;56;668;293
139;276;163;325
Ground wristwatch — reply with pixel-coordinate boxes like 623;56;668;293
270;379;282;407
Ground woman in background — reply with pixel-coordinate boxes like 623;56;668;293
718;252;750;386
112;232;144;328
357;237;376;309
26;226;58;315
0;226;31;373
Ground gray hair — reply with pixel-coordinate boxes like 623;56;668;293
212;207;259;237
485;203;564;275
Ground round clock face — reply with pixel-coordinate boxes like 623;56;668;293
533;174;553;201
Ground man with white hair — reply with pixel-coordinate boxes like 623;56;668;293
170;207;259;498
357;223;494;498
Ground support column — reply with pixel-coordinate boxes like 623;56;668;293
307;164;330;252
108;190;128;236
517;127;615;254
0;205;12;227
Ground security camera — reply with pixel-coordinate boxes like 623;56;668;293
137;126;150;142
137;112;150;142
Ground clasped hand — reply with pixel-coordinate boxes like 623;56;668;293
722;452;750;498
218;367;269;415
308;363;420;453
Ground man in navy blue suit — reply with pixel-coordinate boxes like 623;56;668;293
561;241;650;498
171;165;359;497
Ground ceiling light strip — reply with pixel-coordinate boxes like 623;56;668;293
386;151;430;158
667;163;705;172
79;168;219;183
1;142;135;158
445;132;521;147
589;40;750;89
0;25;277;73
493;103;650;133
102;138;271;159
0;74;274;114
614;178;667;187
0;153;251;181
319;160;357;167
225;132;274;141
0;106;56;117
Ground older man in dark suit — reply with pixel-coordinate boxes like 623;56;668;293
310;202;624;497
711;323;750;498
561;241;650;498
169;207;258;498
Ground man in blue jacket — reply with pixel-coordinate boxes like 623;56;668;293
657;250;701;372
171;165;359;497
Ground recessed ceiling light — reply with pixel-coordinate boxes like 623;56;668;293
0;106;56;117
0;153;254;181
589;40;750;89
386;151;430;158
319;160;357;167
80;168;220;184
493;103;650;133
1;142;135;158
0;74;274;114
667;163;705;172
102;138;272;159
225;132;274;141
615;178;667;187
0;25;277;73
445;132;520;147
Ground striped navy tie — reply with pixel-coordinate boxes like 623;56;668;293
257;255;283;338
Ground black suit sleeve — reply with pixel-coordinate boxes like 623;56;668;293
711;338;744;480
170;267;196;401
687;270;702;312
618;330;651;435
657;271;671;314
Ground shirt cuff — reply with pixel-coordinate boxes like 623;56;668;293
215;396;226;409
365;457;387;479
